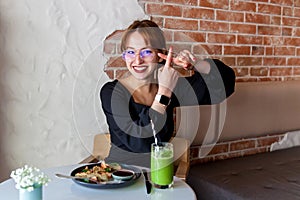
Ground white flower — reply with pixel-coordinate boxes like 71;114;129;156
10;165;50;192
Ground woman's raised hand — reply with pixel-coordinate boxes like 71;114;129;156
157;47;179;97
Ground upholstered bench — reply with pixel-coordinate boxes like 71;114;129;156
175;80;300;200
187;146;300;200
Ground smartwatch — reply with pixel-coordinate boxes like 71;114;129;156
155;94;171;106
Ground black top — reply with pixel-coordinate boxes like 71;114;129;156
100;59;235;153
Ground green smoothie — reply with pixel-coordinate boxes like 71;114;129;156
150;143;174;188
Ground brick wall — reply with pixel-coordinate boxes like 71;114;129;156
105;0;300;81
103;0;300;163
190;133;286;165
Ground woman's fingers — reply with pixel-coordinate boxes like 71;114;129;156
157;47;175;64
175;50;196;69
157;53;167;60
157;48;196;69
165;46;173;68
182;50;196;62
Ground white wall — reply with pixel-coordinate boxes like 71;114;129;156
0;0;147;182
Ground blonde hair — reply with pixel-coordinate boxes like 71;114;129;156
120;20;166;53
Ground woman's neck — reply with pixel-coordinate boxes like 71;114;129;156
119;75;158;106
120;75;155;92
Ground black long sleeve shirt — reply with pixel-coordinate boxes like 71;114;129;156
100;59;235;153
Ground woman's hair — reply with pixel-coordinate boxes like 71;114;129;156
120;20;166;53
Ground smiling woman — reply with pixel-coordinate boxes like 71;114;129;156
100;19;235;167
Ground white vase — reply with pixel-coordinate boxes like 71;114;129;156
19;186;43;200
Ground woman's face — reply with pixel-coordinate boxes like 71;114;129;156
123;32;160;81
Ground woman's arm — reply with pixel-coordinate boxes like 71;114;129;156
158;50;236;106
197;58;235;104
172;58;236;106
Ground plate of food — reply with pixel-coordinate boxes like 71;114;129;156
70;162;141;189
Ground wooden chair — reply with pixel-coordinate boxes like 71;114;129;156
80;133;190;180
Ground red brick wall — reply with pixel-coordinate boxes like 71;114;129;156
190;133;285;164
105;0;300;82
103;0;300;163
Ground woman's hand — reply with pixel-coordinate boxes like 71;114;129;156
174;50;196;70
158;49;211;74
158;49;195;70
157;47;179;97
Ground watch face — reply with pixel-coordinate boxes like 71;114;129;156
160;95;170;105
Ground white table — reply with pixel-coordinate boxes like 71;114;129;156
0;164;196;200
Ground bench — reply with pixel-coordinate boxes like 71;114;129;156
175;80;300;200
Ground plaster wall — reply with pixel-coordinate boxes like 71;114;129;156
0;0;147;182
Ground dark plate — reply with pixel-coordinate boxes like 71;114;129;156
70;163;141;189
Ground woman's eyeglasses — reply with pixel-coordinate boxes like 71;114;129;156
122;48;155;62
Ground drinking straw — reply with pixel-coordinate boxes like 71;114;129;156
150;119;158;145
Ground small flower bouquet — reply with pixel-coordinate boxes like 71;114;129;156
10;165;50;192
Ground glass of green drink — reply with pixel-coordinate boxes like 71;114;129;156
150;142;174;189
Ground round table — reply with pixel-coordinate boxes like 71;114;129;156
0;164;196;200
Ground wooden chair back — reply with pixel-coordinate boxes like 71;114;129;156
80;133;190;180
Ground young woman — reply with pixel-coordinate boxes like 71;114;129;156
100;20;235;167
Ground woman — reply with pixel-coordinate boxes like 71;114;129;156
100;20;235;167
